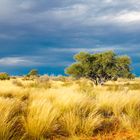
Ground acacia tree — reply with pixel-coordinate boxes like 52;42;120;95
27;69;39;77
65;51;135;85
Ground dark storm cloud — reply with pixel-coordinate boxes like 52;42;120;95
0;0;140;75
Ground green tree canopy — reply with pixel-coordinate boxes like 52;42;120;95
65;51;135;85
27;69;39;77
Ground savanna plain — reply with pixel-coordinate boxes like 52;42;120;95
0;76;140;140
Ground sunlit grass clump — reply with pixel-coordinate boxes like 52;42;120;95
0;77;139;139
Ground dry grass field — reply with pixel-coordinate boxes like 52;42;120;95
0;76;140;140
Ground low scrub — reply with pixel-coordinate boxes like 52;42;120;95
0;73;10;80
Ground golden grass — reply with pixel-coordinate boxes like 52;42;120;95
0;77;139;139
23;100;60;139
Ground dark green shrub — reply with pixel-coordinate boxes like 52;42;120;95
0;72;10;80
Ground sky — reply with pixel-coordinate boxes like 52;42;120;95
0;0;140;76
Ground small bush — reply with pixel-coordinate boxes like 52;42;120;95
0;73;10;80
27;69;39;77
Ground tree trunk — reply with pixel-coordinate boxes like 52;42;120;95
95;79;98;85
98;77;105;86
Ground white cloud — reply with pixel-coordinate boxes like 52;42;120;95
50;4;89;19
88;11;140;25
0;0;140;30
0;56;71;67
114;11;140;23
37;1;140;30
0;57;41;66
105;0;113;3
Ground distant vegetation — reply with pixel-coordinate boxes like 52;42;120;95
66;51;135;85
0;51;135;85
0;72;10;80
27;69;39;77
